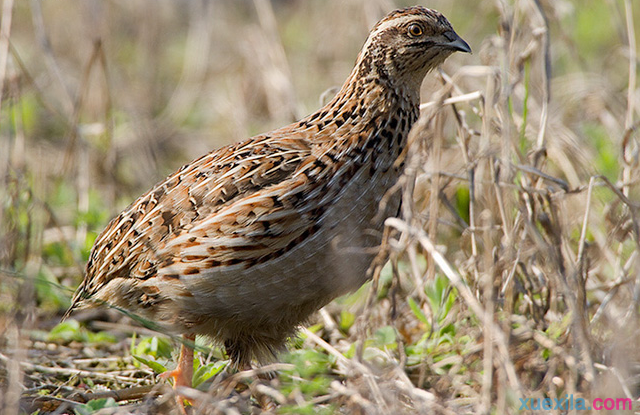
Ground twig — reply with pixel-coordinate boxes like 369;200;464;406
0;0;15;115
623;0;637;132
576;177;596;266
68;384;161;403
419;90;482;110
531;0;551;151
301;327;350;366
0;352;147;385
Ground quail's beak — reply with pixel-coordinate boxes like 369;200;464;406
442;30;472;54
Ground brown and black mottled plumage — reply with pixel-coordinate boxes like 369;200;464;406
65;6;469;376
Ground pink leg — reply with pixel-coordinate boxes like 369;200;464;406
159;334;195;410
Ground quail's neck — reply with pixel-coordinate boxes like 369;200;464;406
298;64;421;142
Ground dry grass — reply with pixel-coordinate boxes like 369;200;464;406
1;0;640;414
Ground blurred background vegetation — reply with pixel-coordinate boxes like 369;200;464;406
1;0;639;414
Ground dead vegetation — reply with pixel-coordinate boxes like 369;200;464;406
1;0;639;414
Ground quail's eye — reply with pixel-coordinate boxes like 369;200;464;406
407;23;423;38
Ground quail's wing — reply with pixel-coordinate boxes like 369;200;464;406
66;132;327;311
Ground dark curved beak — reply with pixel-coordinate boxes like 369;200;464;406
443;30;472;54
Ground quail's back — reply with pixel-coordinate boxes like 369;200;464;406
65;6;470;366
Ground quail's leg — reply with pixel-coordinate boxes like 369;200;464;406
160;333;195;388
160;333;195;411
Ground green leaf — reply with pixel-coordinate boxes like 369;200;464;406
192;360;227;388
455;185;471;226
74;398;118;415
438;323;456;338
425;275;455;325
442;289;456;319
47;320;116;344
47;320;81;342
133;355;167;374
284;348;331;378
373;326;397;348
339;310;355;332
408;297;429;326
133;336;173;359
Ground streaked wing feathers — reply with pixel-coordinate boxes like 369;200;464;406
73;133;319;304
